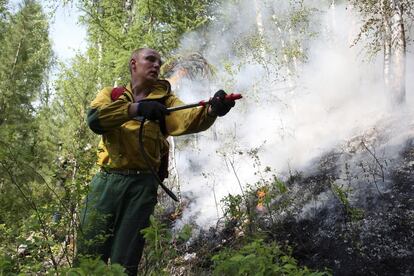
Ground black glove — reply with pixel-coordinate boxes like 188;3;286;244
137;101;170;121
210;90;235;117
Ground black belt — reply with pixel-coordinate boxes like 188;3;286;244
102;168;150;175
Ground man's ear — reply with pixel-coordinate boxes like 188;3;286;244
130;58;136;72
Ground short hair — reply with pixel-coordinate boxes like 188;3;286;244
129;48;145;74
129;48;163;74
130;48;145;59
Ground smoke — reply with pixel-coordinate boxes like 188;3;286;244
168;0;414;229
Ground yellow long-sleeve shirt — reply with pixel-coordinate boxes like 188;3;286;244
87;80;216;170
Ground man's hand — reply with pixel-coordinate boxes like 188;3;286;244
209;90;235;117
136;101;170;120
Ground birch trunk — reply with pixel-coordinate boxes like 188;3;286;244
10;40;22;78
277;24;291;76
330;0;337;32
381;0;406;106
123;0;134;34
389;0;406;105
382;0;392;98
168;136;181;201
93;0;104;88
254;0;266;62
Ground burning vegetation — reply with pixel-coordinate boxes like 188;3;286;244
138;118;414;275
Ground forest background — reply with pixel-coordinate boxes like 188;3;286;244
0;0;413;275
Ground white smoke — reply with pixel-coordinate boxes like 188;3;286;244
169;0;414;229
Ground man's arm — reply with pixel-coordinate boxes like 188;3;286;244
87;87;170;134
164;94;217;136
164;90;235;136
87;87;134;134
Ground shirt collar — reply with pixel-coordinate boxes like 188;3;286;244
126;80;171;100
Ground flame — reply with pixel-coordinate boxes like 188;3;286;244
256;188;267;211
169;209;182;221
166;68;189;86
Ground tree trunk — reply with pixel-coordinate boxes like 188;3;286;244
389;0;406;105
382;1;392;97
10;40;22;78
381;0;406;106
123;0;134;34
168;136;181;201
330;0;337;32
254;0;266;62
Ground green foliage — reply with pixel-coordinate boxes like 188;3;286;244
349;0;413;57
331;183;364;222
0;2;100;273
212;239;331;276
177;223;193;243
0;0;53;229
140;216;177;275
0;0;221;273
220;146;293;235
0;253;13;275
0;223;15;274
227;0;314;76
275;178;287;194
0;0;52;120
222;194;246;222
78;0;219;84
0;0;393;274
58;257;126;275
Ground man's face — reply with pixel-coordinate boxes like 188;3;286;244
131;48;162;84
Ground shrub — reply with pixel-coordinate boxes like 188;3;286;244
211;239;331;276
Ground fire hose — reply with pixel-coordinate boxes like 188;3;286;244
166;93;243;112
138;93;243;202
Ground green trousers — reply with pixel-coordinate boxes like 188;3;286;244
77;171;158;275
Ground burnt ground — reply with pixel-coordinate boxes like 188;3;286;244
265;138;414;275
162;134;414;275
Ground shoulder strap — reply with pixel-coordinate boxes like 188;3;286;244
111;84;169;135
111;86;126;101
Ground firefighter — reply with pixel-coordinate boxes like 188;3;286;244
77;48;235;275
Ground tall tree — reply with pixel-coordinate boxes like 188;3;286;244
0;0;53;224
350;0;412;106
0;1;55;272
78;0;218;86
